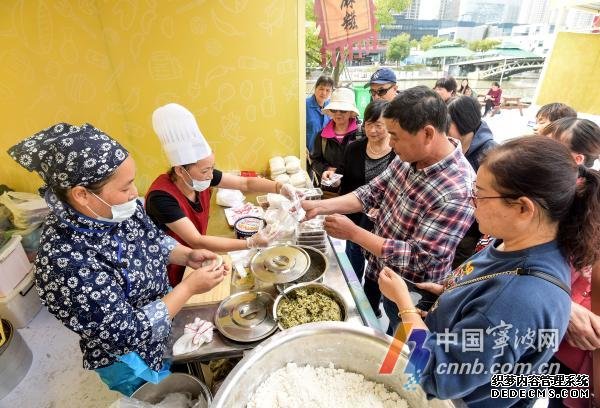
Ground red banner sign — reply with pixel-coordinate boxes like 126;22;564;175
315;0;378;65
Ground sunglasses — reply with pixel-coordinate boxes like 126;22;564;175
369;86;394;97
329;109;350;114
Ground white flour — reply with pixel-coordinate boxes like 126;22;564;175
247;363;408;408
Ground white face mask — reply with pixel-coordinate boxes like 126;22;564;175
183;167;211;192
87;192;137;223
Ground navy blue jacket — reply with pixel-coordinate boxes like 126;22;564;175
422;240;571;407
465;121;497;171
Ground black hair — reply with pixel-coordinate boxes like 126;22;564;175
447;95;482;136
542;117;600;168
535;102;577;122
434;76;458;93
315;75;334;89
483;136;600;269
383;85;448;134
491;81;500;87
363;100;390;123
458;79;471;94
168;164;194;183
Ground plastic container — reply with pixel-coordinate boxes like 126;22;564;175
0;235;31;296
0;269;41;328
233;216;266;239
353;85;372;119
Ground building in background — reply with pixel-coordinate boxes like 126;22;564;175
419;0;442;20
440;0;461;20
564;8;596;30
458;0;520;24
400;0;421;19
518;0;551;25
381;16;443;40
510;24;556;55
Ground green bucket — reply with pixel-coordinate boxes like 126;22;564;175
353;85;371;119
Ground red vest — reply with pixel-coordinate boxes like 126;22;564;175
146;173;211;285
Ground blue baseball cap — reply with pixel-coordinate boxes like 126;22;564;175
364;68;397;87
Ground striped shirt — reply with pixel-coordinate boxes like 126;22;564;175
355;138;476;283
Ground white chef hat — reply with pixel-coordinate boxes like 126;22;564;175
152;103;212;166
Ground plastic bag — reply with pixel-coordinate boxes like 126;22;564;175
215;189;245;207
0;192;49;229
5;224;44;252
321;173;343;188
263;208;297;244
283;189;306;222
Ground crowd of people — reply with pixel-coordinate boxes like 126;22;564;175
305;68;600;407
6;66;600;406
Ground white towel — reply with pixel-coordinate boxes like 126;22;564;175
172;318;214;356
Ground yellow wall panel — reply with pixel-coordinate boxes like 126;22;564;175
536;32;600;115
0;0;127;192
0;0;303;194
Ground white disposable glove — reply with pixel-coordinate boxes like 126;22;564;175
279;183;299;201
246;224;280;249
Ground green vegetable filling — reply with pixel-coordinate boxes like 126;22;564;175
277;288;342;329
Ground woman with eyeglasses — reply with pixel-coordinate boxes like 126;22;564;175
309;87;363;188
540;117;600;408
321;100;395;317
378;136;600;407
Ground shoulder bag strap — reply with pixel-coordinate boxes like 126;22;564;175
447;267;570;296
516;267;571;296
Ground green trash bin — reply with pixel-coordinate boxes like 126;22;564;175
353;85;371;119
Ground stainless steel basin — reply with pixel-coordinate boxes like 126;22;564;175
212;321;454;407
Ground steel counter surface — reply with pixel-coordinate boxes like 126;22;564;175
166;239;364;364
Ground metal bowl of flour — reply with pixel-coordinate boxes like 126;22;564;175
211;322;456;408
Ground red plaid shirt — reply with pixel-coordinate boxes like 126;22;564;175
355;139;475;283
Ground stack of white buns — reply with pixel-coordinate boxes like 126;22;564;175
269;155;307;188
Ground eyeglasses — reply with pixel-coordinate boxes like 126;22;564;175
369;86;394;97
365;122;386;131
329;109;350;114
470;188;518;208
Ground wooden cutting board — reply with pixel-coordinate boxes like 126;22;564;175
183;255;232;307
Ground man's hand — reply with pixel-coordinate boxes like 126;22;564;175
323;214;357;240
302;200;324;220
366;208;379;222
565;302;600;351
415;281;445;296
